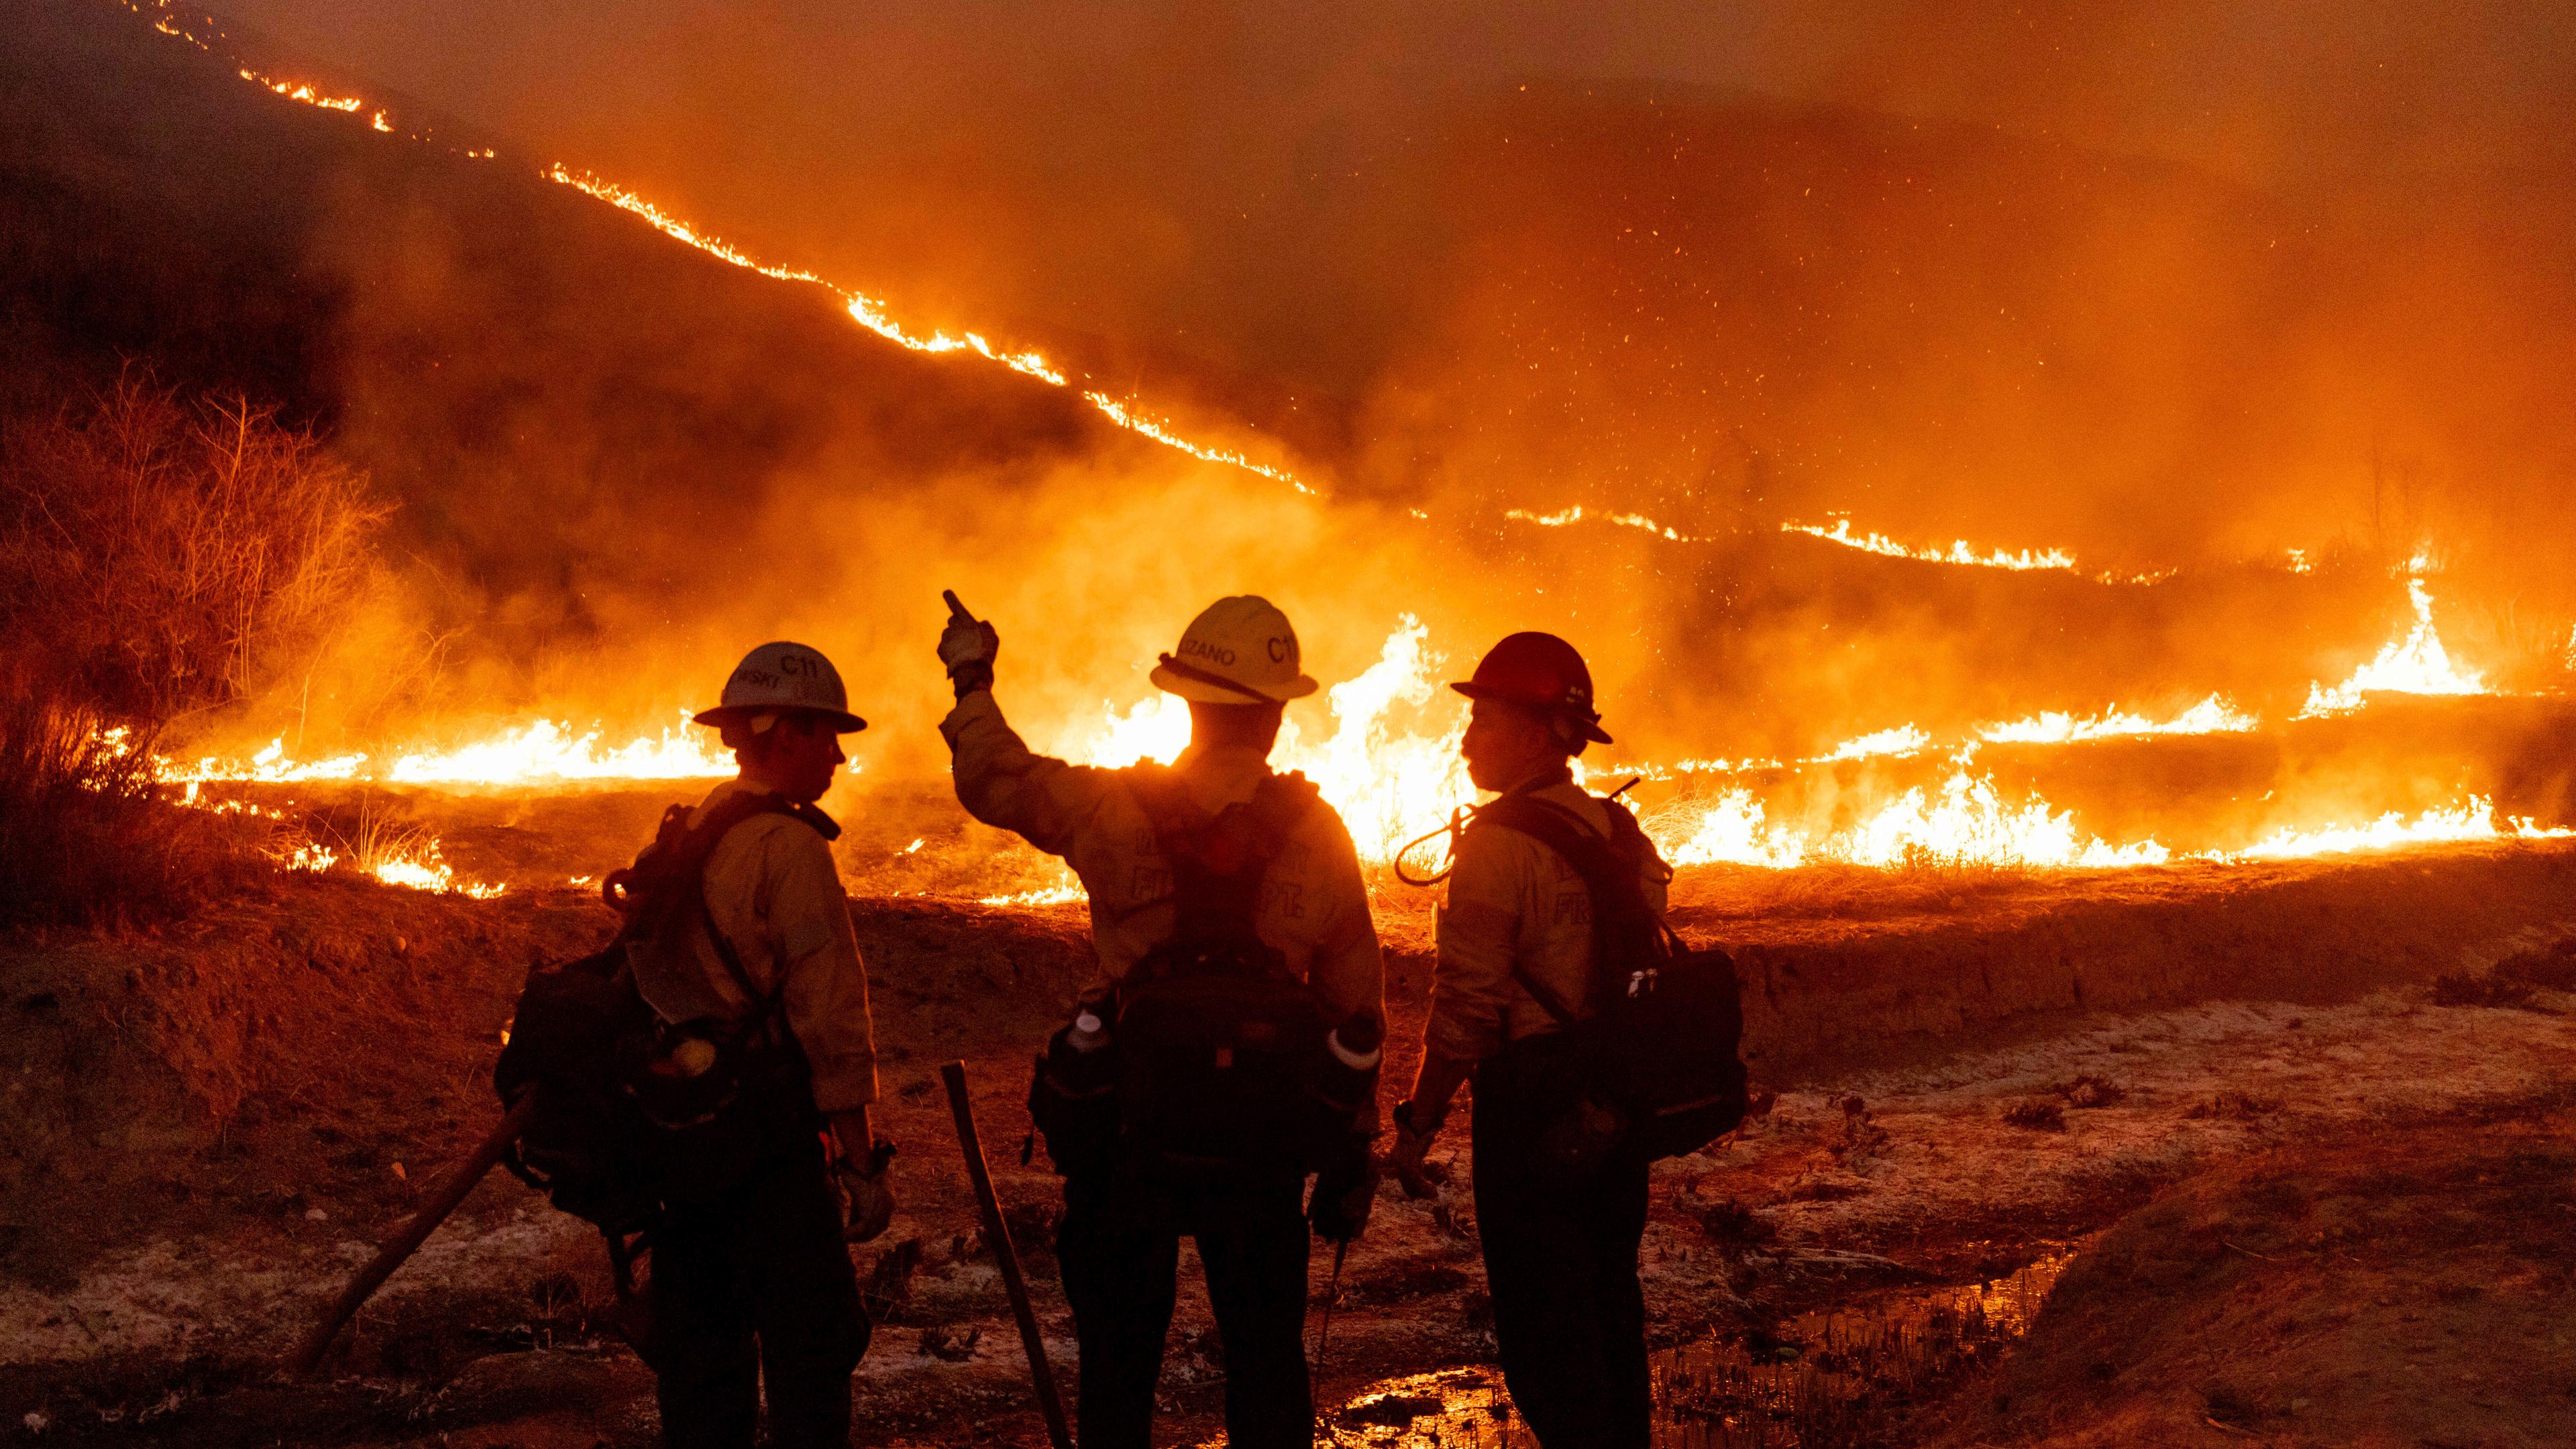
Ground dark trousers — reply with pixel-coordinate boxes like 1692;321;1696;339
1472;1092;1653;1449
648;1145;869;1449
1056;1167;1313;1449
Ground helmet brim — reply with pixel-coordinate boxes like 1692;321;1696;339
1448;681;1613;745
691;704;869;734
1149;662;1318;705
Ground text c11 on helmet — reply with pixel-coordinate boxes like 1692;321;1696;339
692;641;868;733
1450;632;1612;745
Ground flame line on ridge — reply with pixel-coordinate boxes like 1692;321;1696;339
124;1;1317;497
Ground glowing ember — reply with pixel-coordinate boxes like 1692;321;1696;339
2300;571;2487;716
1977;694;2259;745
1781;517;2080;572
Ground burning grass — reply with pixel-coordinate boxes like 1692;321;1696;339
0;377;384;924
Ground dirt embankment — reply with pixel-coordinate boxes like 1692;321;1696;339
1;879;600;1291
4;846;2573;1446
1673;843;2576;1084
1919;1093;2576;1449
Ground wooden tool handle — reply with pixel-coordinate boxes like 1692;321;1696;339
943;1061;1073;1449
282;1092;541;1380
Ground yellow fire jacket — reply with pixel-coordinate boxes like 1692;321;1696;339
625;778;880;1112
940;688;1385;1032
1423;777;1672;1067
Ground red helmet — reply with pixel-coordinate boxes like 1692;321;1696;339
1450;632;1612;744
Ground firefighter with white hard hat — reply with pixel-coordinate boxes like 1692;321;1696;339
1391;631;1672;1449
938;593;1386;1449
625;640;890;1449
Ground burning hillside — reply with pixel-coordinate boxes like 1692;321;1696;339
9;4;2576;1445
3;0;2565;901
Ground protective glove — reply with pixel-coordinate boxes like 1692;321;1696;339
938;590;1000;696
834;1140;897;1243
1389;1100;1444;1200
1308;1136;1380;1243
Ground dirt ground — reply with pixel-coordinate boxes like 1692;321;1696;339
3;853;2574;1447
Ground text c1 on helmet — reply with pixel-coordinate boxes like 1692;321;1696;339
692;641;869;733
1146;596;1320;705
1450;631;1612;745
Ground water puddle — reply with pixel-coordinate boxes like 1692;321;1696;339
1320;1240;2086;1448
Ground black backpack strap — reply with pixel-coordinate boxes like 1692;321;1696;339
637;790;837;1046
1124;766;1318;963
1470;792;1666;1025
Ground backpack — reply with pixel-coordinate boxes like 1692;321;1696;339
1105;766;1341;1178
492;790;830;1232
1473;791;1748;1167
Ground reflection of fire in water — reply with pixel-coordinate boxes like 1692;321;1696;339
1325;1240;2088;1446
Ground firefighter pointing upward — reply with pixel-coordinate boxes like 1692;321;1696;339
938;594;1386;1449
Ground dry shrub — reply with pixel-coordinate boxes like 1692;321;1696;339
2493;938;2576;993
0;375;384;923
0;689;268;926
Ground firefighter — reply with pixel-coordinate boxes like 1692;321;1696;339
937;593;1385;1449
635;641;892;1449
1389;632;1670;1449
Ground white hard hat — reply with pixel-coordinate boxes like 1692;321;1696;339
1146;596;1320;705
692;641;867;733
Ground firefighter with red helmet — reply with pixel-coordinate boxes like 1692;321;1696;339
1391;632;1672;1449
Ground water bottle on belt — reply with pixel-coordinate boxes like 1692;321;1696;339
1029;1005;1120;1175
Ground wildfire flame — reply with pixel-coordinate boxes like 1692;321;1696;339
1503;506;1705;542
113;0;2576;892
164;714;732;788
1077;618;1472;865
133;3;1318;499
1782;517;2080;572
2300;566;2487;717
2223;798;2570;859
1654;758;2170;871
1976;694;2258;746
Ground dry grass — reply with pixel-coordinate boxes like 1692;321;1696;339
0;374;384;924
